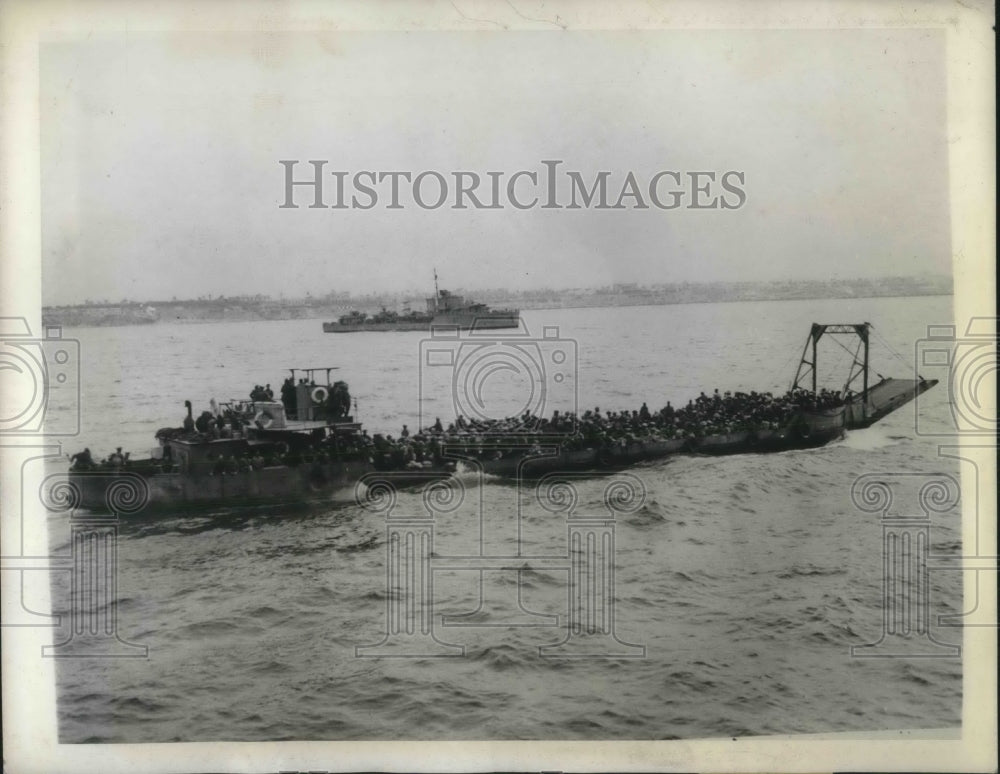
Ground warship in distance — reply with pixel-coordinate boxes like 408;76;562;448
322;272;520;333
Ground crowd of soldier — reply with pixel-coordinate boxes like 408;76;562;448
71;386;848;472
406;386;849;458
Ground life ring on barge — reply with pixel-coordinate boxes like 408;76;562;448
311;386;329;405
254;410;275;429
307;465;329;492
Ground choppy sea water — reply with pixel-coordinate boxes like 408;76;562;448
47;295;963;742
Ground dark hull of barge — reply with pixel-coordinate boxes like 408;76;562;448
475;418;839;479
67;459;455;515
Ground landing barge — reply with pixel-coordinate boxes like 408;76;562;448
63;323;936;514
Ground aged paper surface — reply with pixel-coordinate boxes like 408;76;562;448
1;1;995;772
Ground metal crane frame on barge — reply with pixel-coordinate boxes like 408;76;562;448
793;323;873;400
790;322;934;429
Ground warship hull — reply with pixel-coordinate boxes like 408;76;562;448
323;311;520;333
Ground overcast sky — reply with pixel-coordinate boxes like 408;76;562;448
40;29;949;305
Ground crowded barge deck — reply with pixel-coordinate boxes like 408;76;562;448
64;323;936;514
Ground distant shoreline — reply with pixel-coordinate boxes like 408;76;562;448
525;290;953;313
43;283;953;329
